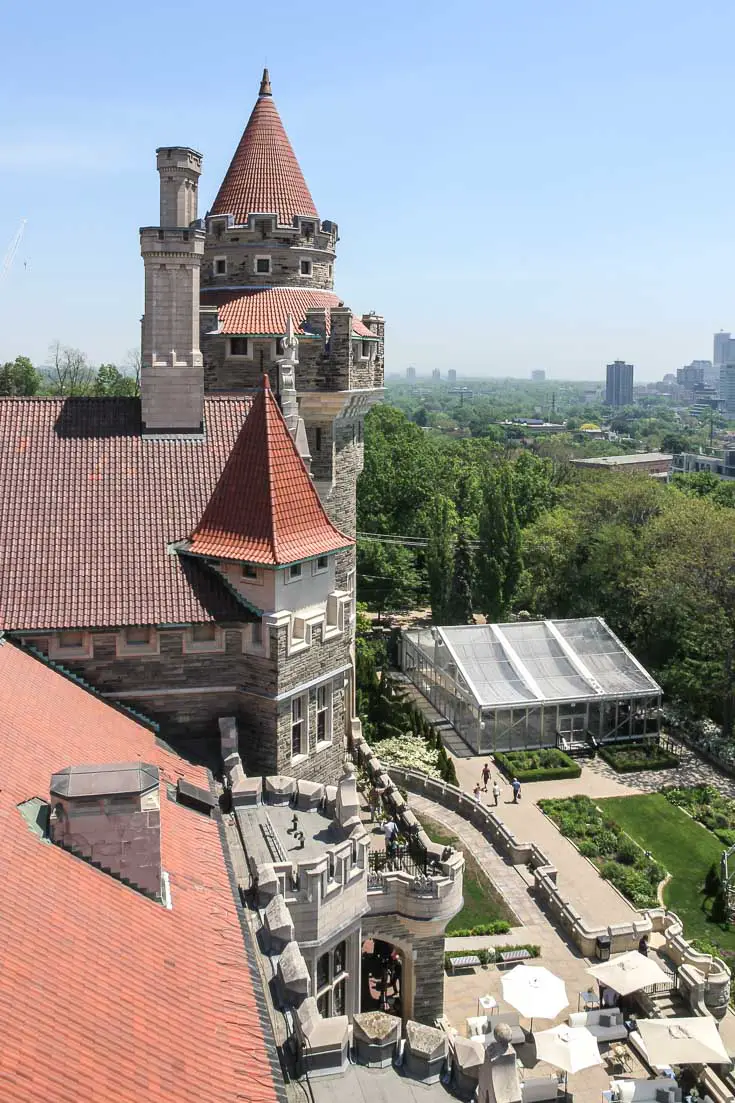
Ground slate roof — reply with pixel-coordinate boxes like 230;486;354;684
0;638;282;1103
0;396;255;631
204;285;376;338
188;376;353;565
211;70;317;227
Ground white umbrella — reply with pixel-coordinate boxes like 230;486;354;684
501;965;568;1030
587;951;671;996
637;1018;731;1067
535;1025;603;1074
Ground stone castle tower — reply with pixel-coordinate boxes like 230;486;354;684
139;68;384;594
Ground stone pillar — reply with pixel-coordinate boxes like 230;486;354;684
411;935;446;1025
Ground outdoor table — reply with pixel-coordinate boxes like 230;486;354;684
579;989;598;1010
478;994;498;1017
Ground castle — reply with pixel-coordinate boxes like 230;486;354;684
0;69;384;784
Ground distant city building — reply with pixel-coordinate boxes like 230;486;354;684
721;363;735;419
571;452;672;478
531;369;546;381
672;448;735;481
677;362;705;391
447;369;457;383
406;365;416;381
431;368;441;381
605;361;634;407
714;331;734;367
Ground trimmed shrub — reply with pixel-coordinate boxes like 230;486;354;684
599;742;679;774
449;921;511;937
494;748;581;783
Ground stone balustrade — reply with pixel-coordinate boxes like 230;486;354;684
384;764;732;1019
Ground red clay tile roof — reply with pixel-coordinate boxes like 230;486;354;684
203;285;376;338
188;376;353;565
0;638;281;1103
0;397;255;631
211;74;317;227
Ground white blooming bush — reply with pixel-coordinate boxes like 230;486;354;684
375;733;442;779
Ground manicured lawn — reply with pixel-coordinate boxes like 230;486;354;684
417;814;518;934
599;793;735;951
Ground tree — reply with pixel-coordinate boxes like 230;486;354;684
637;497;735;735
426;495;456;623
357;538;422;619
476;469;508;621
501;465;523;608
661;432;691;455
0;355;40;396
93;363;139;397
446;527;474;624
49;341;94;396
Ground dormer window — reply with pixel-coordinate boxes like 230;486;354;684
242;563;258;580
287;563;302;582
313;555;329;575
126;626;153;647
300;259;312;276
302;223;314;240
229;337;250;357
255;256;271;275
361;340;371;359
214;257;227;275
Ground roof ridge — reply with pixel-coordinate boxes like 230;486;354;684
261;377;278;561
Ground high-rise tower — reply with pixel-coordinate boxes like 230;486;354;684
198;69;384;593
140;147;205;433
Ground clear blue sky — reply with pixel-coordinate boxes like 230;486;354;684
1;0;734;380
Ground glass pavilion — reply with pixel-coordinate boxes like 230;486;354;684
400;618;662;754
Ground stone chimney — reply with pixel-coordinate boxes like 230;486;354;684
49;763;162;901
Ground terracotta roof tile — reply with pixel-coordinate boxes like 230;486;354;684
0;639;281;1103
211;77;317;227
0;397;253;631
204;285;376;338
188;376;353;565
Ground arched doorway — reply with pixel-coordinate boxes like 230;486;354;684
360;937;409;1019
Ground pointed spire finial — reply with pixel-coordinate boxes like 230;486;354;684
259;68;272;97
262;372;271;391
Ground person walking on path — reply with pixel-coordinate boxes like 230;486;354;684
638;935;649;957
481;762;491;792
511;777;522;803
473;783;482;802
492;779;500;807
383;818;399;860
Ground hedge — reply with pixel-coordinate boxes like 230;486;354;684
449;921;511;938
599;742;679;774
444;944;541;971
494;748;581;783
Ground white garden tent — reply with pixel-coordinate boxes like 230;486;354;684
400;618;661;754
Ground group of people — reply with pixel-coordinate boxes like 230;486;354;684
472;761;523;806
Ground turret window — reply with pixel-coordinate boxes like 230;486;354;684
255;255;271;275
229;337;250;358
300;259;312;276
360;340;371;360
214;257;227;275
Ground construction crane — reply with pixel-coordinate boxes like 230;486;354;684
0;219;27;287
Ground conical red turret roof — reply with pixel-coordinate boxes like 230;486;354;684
211;69;318;227
187;376;352;566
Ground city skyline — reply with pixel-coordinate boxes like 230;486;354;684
3;0;735;379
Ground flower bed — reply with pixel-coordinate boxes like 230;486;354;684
444;944;540;971
539;794;665;909
665;785;735;847
494;748;581;783
599;741;679;774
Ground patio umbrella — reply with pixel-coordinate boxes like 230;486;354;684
637;1018;731;1067
501;965;568;1031
587;951;671;996
534;1025;603;1075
